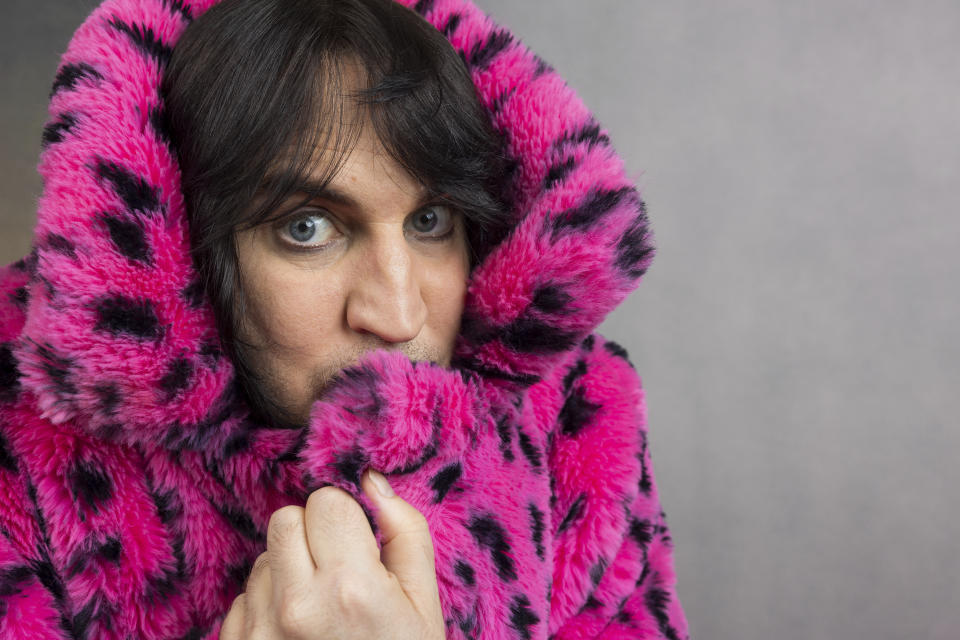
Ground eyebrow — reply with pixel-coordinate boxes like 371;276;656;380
261;175;434;211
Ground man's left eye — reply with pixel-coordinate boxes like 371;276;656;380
408;205;454;236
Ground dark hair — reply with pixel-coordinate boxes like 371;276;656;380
161;0;510;427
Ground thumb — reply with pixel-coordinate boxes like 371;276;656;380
361;469;442;616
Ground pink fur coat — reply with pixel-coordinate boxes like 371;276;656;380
0;0;689;638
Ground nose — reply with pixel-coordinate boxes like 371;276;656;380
345;233;428;344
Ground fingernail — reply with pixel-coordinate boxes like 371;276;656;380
368;469;394;497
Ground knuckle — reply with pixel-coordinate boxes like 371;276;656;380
409;508;430;532
246;552;269;588
275;598;310;638
334;577;374;615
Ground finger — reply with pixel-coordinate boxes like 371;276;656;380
361;469;441;617
219;594;245;640
242;552;274;634
266;505;315;598
303;486;382;576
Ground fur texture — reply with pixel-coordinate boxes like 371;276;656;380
0;0;688;638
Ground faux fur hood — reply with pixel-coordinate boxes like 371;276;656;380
13;0;653;458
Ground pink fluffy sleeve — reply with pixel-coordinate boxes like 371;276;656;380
546;336;690;639
0;504;70;640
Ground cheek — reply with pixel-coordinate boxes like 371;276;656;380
423;249;470;341
238;247;344;354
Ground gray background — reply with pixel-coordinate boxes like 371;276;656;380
2;1;958;638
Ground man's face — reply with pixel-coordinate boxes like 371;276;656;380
234;119;470;425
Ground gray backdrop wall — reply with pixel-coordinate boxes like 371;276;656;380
3;1;958;639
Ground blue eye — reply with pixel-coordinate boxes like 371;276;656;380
409;205;454;237
279;211;337;247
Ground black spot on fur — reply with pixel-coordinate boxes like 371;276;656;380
50;62;102;97
528;503;546;560
94;158;160;215
33;342;76;396
557;493;586;535
148;102;171;147
10;285;29;308
150;488;182;526
0;432;19;474
466;29;513;70
552;186;635;236
441;13;461;38
516;427;542;470
223;431;251;458
45;234;76;259
450;352;540;387
616;216;653;279
544;156;576;190
457;314;499;346
107;17;174;66
180;627;207;640
645;586;681;640
69;460;113;515
103;215;151;264
430;462;462;503
531;284;573;315
199;341;222;366
590;557;608;586
583;595;603;610
29;557;65;603
159;358;193;398
556;120;611;150
331;364;383;418
333;448;367;490
454;560;476;586
389;442;438;475
496;414;515;461
509;594;540;640
450;607;477;635
66;536;123;578
0;343;21;401
582;334;596;351
0;565;33;597
161;0;193;21
412;0;435;15
603;339;633;365
182;278;205;308
562;359;587;394
489;86;517;117
226;560;252;591
71;597;96;638
100;536;122;563
502;318;580;354
94;296;160;339
94;383;121;417
559;387;601;437
215;503;263;543
629;519;654;547
467;514;517;581
41;113;78;148
638;436;652;496
534;56;553;77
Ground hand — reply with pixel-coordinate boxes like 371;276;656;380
220;469;445;640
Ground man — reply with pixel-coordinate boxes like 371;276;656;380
0;0;689;638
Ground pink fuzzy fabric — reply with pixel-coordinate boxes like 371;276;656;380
0;0;688;638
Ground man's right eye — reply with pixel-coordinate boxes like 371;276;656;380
277;211;338;249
